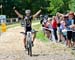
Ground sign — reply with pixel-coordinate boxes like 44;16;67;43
0;15;6;24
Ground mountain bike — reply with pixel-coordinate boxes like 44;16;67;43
26;31;32;56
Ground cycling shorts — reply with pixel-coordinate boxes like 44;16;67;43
25;26;32;35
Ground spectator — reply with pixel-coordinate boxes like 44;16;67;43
44;18;52;39
60;16;67;44
52;16;58;42
41;15;48;36
70;14;75;48
56;12;63;42
66;11;75;47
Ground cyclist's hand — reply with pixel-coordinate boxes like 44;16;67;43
13;6;16;10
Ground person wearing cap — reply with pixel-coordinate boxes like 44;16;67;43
13;7;42;48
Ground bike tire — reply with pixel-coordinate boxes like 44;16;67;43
28;41;32;56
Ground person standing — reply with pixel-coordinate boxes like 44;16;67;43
52;16;58;42
66;12;74;48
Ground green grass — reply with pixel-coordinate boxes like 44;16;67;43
36;31;49;42
32;23;49;42
32;24;41;31
32;20;40;23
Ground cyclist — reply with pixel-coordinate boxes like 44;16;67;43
13;7;42;48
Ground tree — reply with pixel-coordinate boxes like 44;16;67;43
48;0;64;15
0;0;49;17
61;0;71;13
69;0;75;12
0;0;73;17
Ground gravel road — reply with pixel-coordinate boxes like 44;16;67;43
0;27;75;60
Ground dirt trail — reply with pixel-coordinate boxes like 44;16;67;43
0;27;75;60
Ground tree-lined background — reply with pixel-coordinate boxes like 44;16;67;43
0;0;75;18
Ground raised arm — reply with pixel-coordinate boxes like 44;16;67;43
33;10;42;18
13;7;23;19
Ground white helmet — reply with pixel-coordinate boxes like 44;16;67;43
25;10;31;14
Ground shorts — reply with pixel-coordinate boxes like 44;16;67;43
67;31;72;40
25;27;32;35
72;32;75;42
57;27;61;34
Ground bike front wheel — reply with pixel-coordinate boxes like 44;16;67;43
28;41;32;56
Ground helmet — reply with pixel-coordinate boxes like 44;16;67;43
25;10;31;14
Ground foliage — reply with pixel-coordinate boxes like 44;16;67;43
69;0;75;12
0;0;49;17
48;0;64;15
0;0;75;17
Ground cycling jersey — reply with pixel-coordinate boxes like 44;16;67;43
23;16;33;32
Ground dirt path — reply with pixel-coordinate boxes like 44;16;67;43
0;27;75;60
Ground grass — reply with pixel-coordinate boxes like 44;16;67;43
32;23;49;42
32;24;41;31
36;31;49;42
32;20;40;23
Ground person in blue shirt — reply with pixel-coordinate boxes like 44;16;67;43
66;11;74;48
